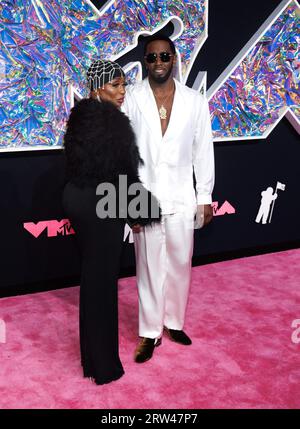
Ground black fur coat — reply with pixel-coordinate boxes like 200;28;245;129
63;98;160;226
64;98;142;186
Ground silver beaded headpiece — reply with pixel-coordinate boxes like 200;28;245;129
87;60;125;91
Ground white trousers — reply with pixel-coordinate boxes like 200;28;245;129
133;212;195;339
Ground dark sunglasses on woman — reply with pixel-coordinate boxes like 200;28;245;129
144;52;174;63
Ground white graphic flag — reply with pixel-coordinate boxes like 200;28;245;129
276;182;286;191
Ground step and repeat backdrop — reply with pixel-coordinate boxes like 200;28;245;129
0;0;299;291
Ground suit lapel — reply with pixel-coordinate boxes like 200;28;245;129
133;78;162;164
133;78;185;164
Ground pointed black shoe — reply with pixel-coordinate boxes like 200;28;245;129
164;328;192;345
134;337;162;363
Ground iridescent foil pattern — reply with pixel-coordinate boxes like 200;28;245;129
100;0;206;79
0;0;99;149
124;65;141;84
0;0;206;150
209;2;300;139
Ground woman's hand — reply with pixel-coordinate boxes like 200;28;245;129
132;224;142;233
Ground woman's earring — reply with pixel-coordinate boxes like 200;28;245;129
96;94;101;102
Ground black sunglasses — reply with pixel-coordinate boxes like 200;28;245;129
144;52;174;63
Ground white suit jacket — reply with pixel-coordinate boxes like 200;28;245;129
122;78;215;215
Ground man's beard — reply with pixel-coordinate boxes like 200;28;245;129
149;66;173;84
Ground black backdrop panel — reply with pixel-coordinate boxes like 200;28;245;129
0;0;299;293
195;118;300;256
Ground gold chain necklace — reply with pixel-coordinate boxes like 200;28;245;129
153;86;175;120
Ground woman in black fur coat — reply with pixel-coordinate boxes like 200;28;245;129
62;60;160;385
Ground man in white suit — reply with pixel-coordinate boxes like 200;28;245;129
123;35;215;363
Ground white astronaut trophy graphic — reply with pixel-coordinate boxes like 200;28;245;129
255;181;286;224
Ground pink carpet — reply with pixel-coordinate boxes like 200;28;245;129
0;249;299;409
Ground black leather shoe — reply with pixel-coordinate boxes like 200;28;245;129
134;337;162;363
164;328;192;345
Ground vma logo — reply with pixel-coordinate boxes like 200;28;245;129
23;219;75;238
212;201;236;216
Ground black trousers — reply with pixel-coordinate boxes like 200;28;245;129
63;182;124;384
